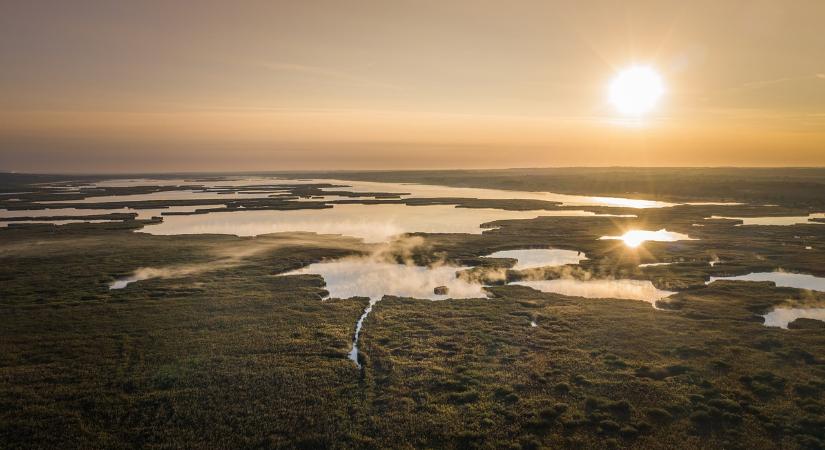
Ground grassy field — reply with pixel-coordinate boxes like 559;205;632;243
1;169;824;449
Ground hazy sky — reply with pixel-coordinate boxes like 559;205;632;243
1;0;824;172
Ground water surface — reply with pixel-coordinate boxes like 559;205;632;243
484;249;586;269
1;205;223;221
283;257;487;366
43;177;676;209
709;214;825;226
599;229;695;248
42;190;282;204
708;272;825;291
762;308;825;329
140;204;600;243
512;278;674;304
0;219;119;227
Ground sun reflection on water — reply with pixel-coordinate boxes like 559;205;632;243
600;229;695;248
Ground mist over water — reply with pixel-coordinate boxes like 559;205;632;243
284;257;486;301
282;247;487;367
108;234;361;290
109;267;189;289
513;278;675;305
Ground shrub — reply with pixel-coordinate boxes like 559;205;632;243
707;398;741;413
446;390;479;404
607;400;632;417
690;411;712;429
619;425;639;439
598;420;620;433
635;421;653;434
571;374;590;385
645;407;673;423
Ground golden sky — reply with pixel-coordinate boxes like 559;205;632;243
1;0;824;172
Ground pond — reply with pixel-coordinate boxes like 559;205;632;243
484;249;586;269
511;278;675;305
762;307;825;329
599;229;696;248
282;256;487;367
709;213;825;226
708;272;825;292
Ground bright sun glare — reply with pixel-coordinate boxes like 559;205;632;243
608;66;665;116
620;230;650;248
615;229;683;248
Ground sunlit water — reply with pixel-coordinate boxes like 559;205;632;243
314;179;676;208
8;177;686;244
38;176;676;208
762;308;825;329
85;177;286;188
0;219;119;227
110;276;143;289
599;229;696;248
1;205;224;221
512;279;675;305
41;189;285;204
709;213;825;226
140;204;617;243
707;272;825;291
484;249;586;269
282;257;487;367
639;262;672;267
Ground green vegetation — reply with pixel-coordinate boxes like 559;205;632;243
1;169;824;448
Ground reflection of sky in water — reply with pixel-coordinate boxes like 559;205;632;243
709;214;825;226
0;219;118;227
513;279;675;304
42;190;284;204
1;205;223;220
284;257;486;301
762;308;825;329
140;204;594;242
708;272;825;291
485;249;586;269
317;179;673;208
283;256;488;367
85;177;285;188
45;177;674;209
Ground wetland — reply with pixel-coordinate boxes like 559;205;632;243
2;167;824;449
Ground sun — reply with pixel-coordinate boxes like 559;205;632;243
608;66;665;116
